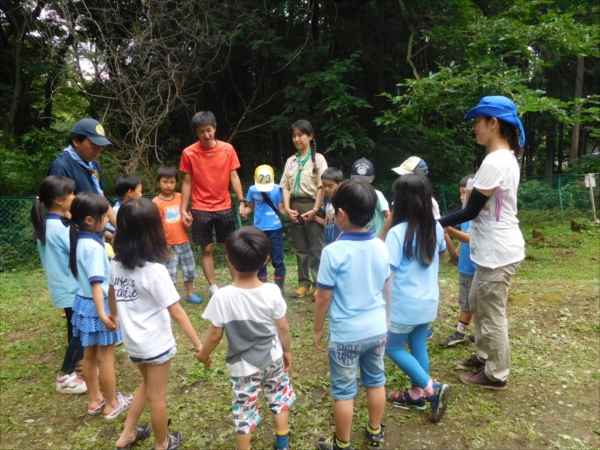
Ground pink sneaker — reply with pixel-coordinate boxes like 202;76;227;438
56;373;87;394
104;392;133;421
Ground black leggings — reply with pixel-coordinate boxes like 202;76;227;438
61;308;84;374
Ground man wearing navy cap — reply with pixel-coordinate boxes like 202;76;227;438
47;118;117;227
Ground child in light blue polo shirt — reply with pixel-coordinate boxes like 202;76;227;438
32;176;87;394
440;174;477;348
384;173;451;424
313;179;389;450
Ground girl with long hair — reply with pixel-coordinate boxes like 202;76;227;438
384;173;451;423
69;192;132;419
111;199;207;450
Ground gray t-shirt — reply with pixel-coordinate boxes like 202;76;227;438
202;283;286;376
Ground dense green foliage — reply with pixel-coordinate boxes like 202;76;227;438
1;0;599;195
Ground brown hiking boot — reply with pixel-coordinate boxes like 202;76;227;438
459;366;507;390
456;354;485;370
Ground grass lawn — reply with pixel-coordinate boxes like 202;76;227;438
1;224;599;449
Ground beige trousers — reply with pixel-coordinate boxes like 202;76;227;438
469;262;520;382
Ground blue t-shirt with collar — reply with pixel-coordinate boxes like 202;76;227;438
317;231;389;343
457;222;476;276
75;232;110;298
37;213;79;308
386;222;446;326
246;185;283;231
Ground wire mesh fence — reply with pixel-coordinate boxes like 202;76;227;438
1;174;597;271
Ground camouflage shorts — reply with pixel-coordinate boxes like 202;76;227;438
230;358;295;434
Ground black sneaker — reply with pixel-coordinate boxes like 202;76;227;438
365;423;385;449
439;331;468;347
469;334;476;343
153;432;182;450
316;435;354;450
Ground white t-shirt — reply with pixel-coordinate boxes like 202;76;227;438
110;260;180;359
202;283;286;376
471;149;525;269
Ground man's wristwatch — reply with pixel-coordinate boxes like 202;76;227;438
239;200;246;204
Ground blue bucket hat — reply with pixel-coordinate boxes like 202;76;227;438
70;118;112;146
465;96;526;147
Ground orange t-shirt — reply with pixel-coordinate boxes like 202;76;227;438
179;140;241;211
152;193;190;246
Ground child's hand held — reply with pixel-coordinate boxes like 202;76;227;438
282;351;292;372
313;330;323;350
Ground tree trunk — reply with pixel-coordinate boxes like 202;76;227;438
569;56;584;162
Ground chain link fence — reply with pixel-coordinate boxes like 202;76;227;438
1;174;597;271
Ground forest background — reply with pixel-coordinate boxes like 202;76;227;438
1;0;599;196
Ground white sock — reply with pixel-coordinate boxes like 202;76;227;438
457;321;468;334
209;284;219;295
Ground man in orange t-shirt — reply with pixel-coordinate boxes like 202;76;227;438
180;111;247;296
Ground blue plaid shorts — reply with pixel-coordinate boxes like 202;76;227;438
164;242;197;283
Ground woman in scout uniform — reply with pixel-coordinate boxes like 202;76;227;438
280;120;328;299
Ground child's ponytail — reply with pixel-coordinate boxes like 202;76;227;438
31;198;46;245
69;222;79;279
31;176;76;245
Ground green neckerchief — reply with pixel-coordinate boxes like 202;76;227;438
292;150;312;197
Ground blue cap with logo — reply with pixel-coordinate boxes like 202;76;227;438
464;96;526;147
70;118;112;146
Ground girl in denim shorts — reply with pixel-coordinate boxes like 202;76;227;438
110;198;208;450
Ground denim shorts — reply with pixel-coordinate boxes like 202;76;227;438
129;346;177;367
328;334;386;400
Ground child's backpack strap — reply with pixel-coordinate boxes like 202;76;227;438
261;192;280;216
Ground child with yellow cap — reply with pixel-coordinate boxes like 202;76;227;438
245;165;288;295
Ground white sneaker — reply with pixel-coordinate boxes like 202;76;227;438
209;284;219;297
56;373;87;394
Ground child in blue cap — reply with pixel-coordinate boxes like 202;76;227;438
439;95;526;390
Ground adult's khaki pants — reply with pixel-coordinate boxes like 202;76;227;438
290;199;325;288
469;262;520;382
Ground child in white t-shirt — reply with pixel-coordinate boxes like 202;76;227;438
197;226;295;450
110;198;207;450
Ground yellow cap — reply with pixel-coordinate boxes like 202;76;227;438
254;165;275;192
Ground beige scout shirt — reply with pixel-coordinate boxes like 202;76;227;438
280;153;328;199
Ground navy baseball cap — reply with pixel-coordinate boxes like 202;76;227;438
70;118;112;146
465;96;526;147
350;157;375;182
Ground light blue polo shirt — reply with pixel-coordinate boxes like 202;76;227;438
317;231;389;343
75;232;110;298
386;222;446;326
246;185;283;231
105;199;122;233
457;222;476;276
37;213;79;308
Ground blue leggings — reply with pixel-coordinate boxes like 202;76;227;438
385;323;431;389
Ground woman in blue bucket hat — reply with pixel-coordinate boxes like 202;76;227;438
439;95;525;390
